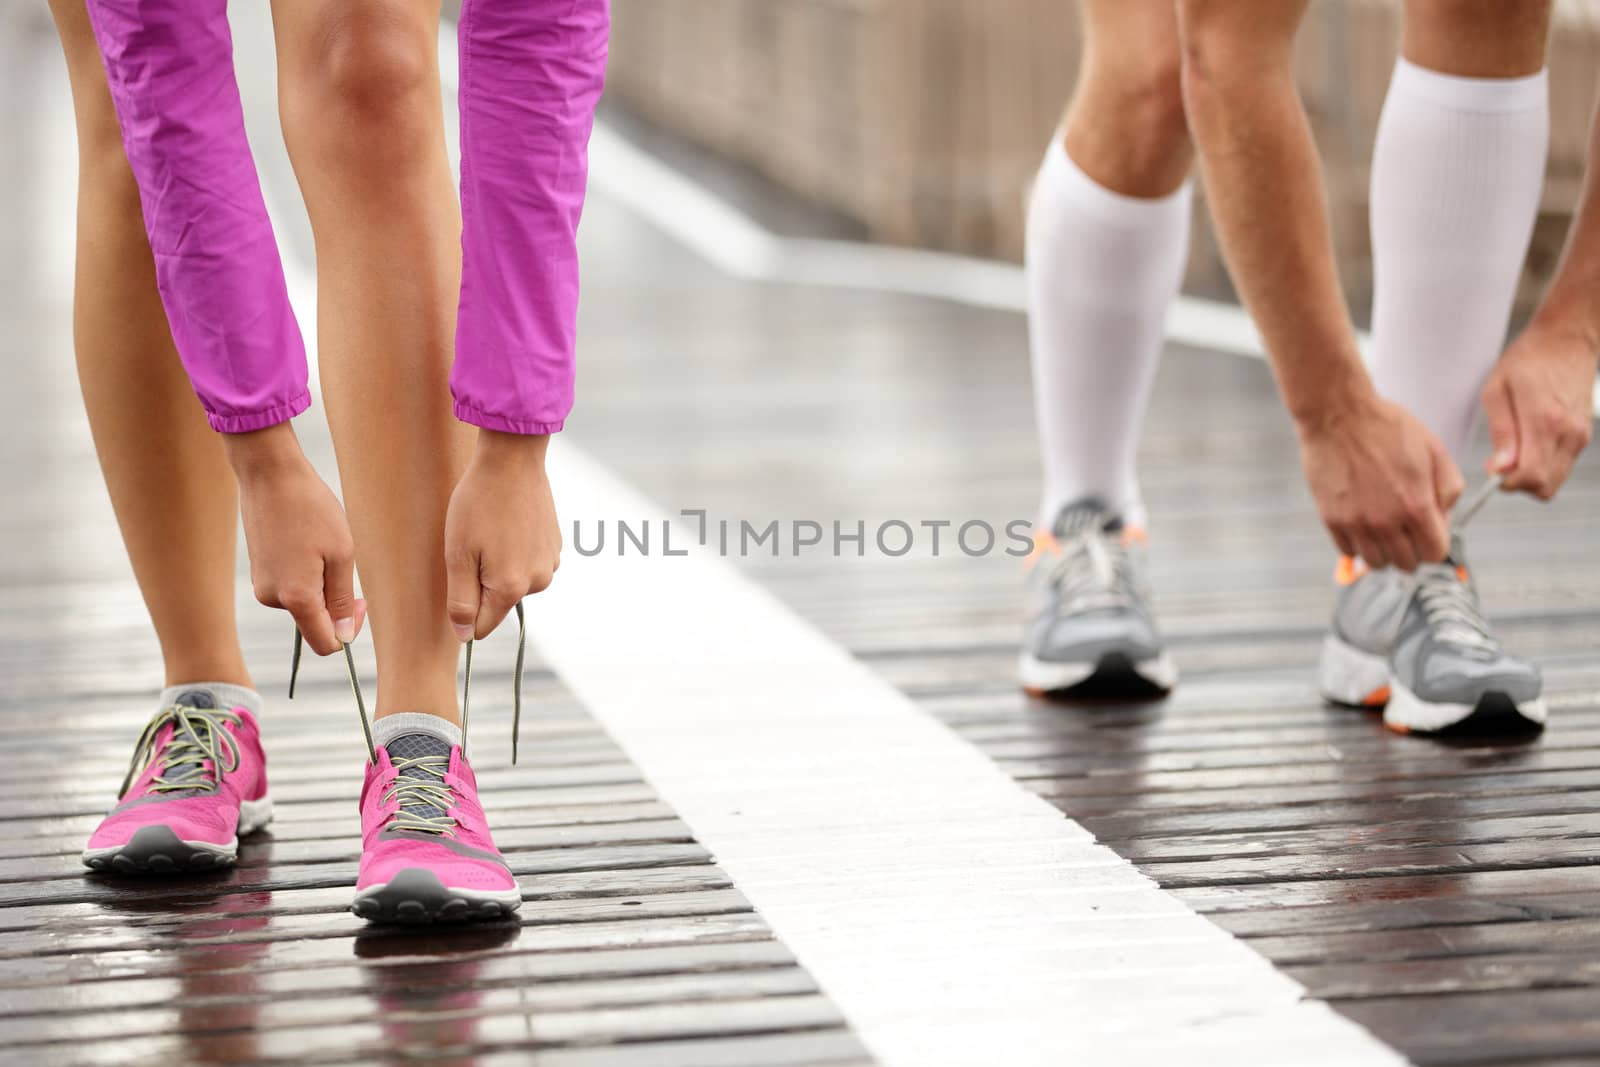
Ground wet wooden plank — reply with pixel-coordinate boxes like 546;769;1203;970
6;994;848;1066
1334;990;1600;1065
0;967;824;1046
1210;891;1600;939
0;818;698;885
0;886;756;960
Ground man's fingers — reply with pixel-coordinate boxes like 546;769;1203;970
323;550;359;645
1481;376;1519;475
1353;530;1390;572
446;550;482;643
1387;521;1419;573
1412;505;1450;564
1512;401;1574;500
474;584;521;641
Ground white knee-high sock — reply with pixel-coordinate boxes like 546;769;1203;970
1027;139;1191;531
1370;59;1548;463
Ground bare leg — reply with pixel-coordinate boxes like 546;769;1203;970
1402;0;1551;77
271;0;471;721
1064;0;1193;198
47;0;251;690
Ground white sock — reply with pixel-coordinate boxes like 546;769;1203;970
1027;139;1191;531
160;682;262;716
1370;59;1548;463
372;712;463;750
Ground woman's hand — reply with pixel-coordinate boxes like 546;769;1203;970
444;431;561;641
224;423;363;655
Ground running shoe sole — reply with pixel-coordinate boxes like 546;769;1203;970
351;868;523;925
1020;650;1177;698
1318;635;1392;708
1384;683;1547;737
82;795;272;874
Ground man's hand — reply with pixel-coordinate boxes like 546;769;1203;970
1481;320;1597;500
445;432;560;642
224;423;363;656
1297;392;1465;571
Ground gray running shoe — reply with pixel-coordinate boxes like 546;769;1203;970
1319;476;1544;735
1020;497;1176;696
1384;540;1545;735
1319;563;1414;707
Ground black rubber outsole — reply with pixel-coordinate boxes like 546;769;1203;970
1031;653;1173;703
82;824;234;875
351;868;521;925
1408;692;1546;741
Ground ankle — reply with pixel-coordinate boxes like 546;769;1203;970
163;662;252;692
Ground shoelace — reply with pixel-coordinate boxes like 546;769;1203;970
381;752;460;836
1411;475;1502;651
287;602;527;836
1048;528;1139;613
120;705;242;799
287;599;528;765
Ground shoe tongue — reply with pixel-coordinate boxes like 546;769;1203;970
385;732;454;823
1052;497;1121;540
158;690;222;788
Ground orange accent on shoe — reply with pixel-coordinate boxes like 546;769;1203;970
1025;531;1062;567
1384;721;1412;735
1361;686;1391;707
1022;686;1048;698
1455;565;1470;583
1121;525;1149;548
1334;556;1368;587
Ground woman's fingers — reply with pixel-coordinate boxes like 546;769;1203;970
323;548;359;644
446;548;483;643
281;585;339;656
474;580;523;641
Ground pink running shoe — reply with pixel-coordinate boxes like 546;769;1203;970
82;688;271;874
297;604;527;923
351;720;521;924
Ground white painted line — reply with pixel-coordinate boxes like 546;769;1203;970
526;444;1407;1067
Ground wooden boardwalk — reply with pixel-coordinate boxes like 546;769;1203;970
5;6;1600;1065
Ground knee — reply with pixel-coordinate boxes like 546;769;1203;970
315;9;432;118
282;7;437;171
1117;52;1190;167
1077;48;1190;181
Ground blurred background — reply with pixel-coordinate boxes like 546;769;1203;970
604;0;1600;320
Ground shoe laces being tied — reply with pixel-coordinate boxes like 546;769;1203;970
1412;475;1502;652
379;738;459;836
1047;510;1140;614
119;704;242;799
286;601;529;835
